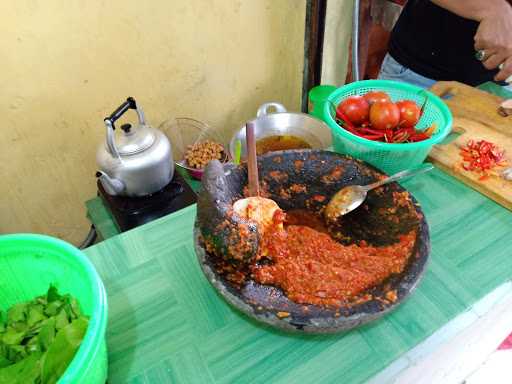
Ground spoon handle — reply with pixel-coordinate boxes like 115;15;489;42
365;163;434;191
246;122;260;196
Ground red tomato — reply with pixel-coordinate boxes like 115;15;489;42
369;101;400;130
396;100;421;128
364;91;391;105
337;96;369;125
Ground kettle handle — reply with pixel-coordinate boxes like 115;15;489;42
103;97;146;157
104;97;146;128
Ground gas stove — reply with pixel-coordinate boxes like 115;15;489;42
97;171;197;231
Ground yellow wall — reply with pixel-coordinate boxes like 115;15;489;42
322;0;353;85
1;1;306;244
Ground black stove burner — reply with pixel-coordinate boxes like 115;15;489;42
98;171;197;231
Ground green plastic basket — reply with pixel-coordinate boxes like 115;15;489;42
321;80;453;174
0;234;108;383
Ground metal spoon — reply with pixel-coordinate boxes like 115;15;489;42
325;163;434;222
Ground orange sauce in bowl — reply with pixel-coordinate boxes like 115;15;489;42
256;135;312;155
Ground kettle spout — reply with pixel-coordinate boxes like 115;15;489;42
96;171;125;196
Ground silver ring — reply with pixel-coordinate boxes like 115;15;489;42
475;50;486;61
499;63;504;70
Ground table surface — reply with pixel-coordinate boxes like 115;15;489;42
84;167;512;384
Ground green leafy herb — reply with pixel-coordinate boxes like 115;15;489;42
46;286;60;303
0;286;88;384
7;303;27;324
44;300;62;317
54;309;69;330
41;318;88;384
27;305;46;328
0;351;42;384
2;328;25;346
69;297;82;318
38;318;56;352
0;356;10;369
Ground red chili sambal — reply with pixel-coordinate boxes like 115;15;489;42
251;225;416;307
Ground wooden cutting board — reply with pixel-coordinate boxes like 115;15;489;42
428;81;512;211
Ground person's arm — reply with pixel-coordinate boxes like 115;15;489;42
431;0;512;82
430;0;510;22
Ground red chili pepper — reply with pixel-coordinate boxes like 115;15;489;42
393;127;407;135
409;133;430;142
492;148;504;161
393;131;410;143
360;133;387;140
479;142;491;154
359;127;386;136
336;120;358;135
336;110;357;131
349;130;364;137
348;129;370;139
459;139;508;181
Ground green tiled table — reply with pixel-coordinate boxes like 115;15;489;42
84;168;512;383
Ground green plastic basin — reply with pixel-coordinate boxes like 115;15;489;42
0;234;108;383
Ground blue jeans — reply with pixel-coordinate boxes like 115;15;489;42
378;53;512;92
377;54;436;89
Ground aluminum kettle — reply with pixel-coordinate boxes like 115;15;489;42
96;97;174;196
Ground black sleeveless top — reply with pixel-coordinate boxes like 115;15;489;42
389;0;498;86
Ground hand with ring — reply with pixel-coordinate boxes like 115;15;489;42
473;3;512;82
